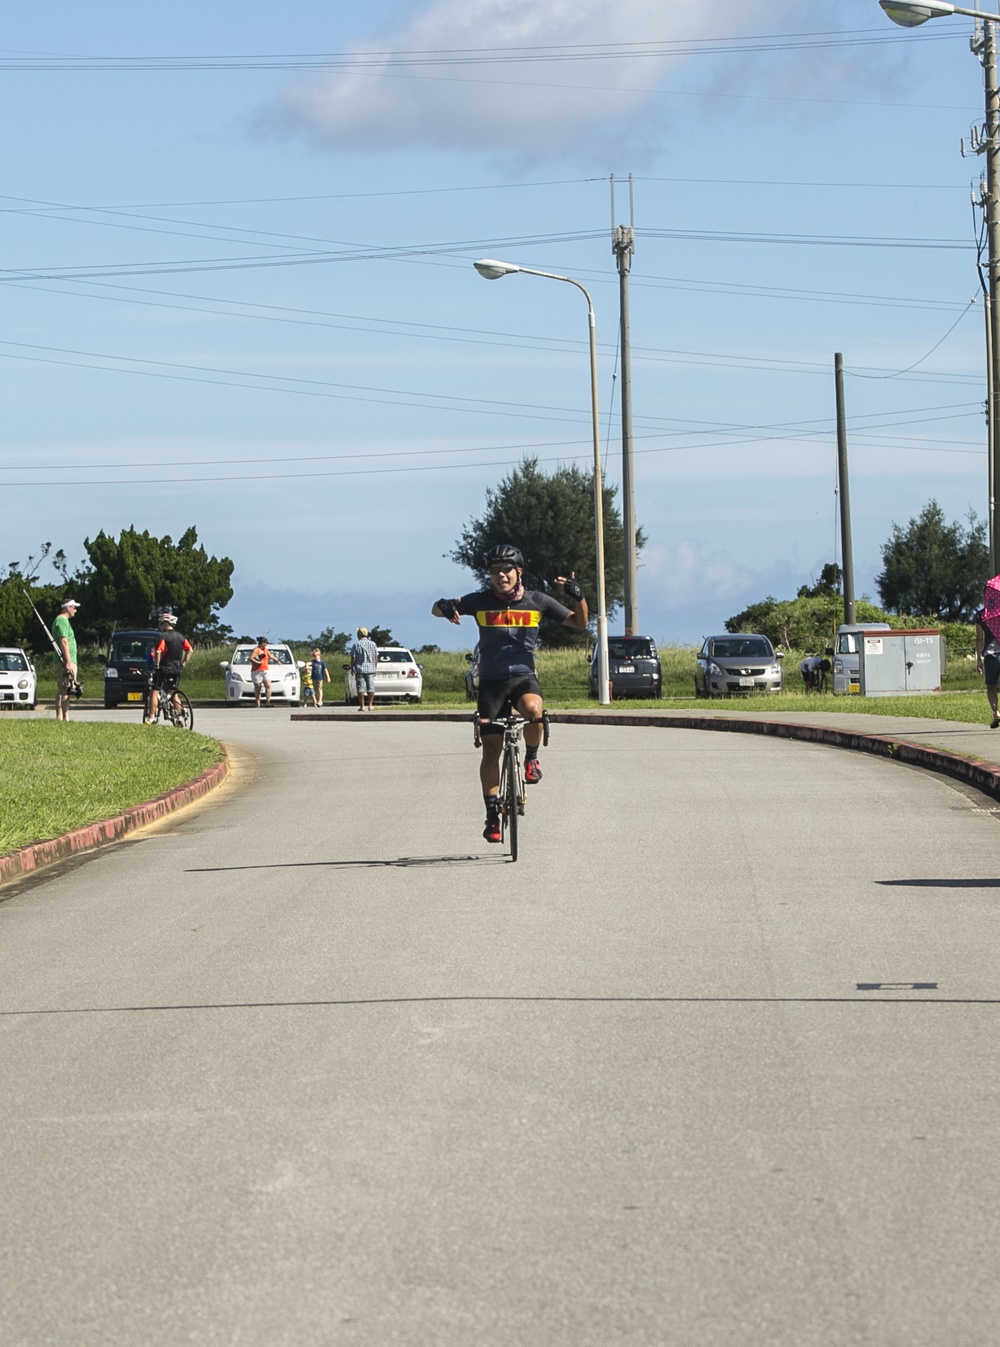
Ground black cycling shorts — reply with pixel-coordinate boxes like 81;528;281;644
152;664;182;693
477;674;542;733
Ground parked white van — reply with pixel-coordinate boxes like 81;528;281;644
829;623;892;695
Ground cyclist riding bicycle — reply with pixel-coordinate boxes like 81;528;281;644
433;543;588;843
147;610;192;723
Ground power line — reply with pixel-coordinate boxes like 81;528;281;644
0;28;960;75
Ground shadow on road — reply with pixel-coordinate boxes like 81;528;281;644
185;854;496;872
876;877;1000;888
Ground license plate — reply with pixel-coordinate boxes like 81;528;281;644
618;665;635;673
127;691;144;701
738;677;755;687
847;684;860;694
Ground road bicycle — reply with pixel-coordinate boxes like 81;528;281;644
473;710;549;862
143;676;194;730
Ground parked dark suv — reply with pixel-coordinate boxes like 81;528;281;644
588;636;662;700
103;629;159;708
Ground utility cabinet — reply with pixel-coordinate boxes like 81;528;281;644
858;629;942;696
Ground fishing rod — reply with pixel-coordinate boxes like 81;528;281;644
21;585;83;698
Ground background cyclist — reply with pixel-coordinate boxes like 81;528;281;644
798;654;831;692
433;543;588;843
147;611;192;722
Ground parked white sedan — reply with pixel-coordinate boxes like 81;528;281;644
220;643;302;704
344;647;423;704
0;647;37;709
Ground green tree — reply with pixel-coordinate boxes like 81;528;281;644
725;592;894;652
797;562;842;600
303;626;352;654
78;526;234;643
876;500;988;622
450;456;642;644
0;544;78;650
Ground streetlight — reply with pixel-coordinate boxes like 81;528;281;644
879;0;1000;573
473;258;611;704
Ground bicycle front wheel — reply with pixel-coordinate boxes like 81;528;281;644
171;691;194;729
503;741;519;862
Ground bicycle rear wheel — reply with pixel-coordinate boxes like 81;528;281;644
171;690;194;729
503;741;519;862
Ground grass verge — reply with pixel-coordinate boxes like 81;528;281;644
0;721;222;855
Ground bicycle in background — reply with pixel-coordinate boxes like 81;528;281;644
143;675;194;729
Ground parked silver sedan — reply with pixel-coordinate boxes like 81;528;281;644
694;633;784;698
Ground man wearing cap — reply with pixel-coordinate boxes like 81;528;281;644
52;598;80;721
350;627;379;712
147;611;192;723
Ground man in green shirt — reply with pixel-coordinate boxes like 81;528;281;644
52;598;80;721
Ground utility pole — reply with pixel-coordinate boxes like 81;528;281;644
964;17;1000;574
834;353;856;626
611;174;637;634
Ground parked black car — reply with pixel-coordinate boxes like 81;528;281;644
588;636;662;700
103;629;159;708
464;645;480;701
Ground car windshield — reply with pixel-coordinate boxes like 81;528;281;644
837;634;859;654
232;646;294;665
0;652;29;671
378;649;413;664
608;639;654;660
711;638;772;659
109;637;154;662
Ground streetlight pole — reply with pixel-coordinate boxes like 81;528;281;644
473;259;611;704
611;174;638;635
879;0;1000;574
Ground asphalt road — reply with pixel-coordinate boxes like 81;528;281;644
2;709;999;1346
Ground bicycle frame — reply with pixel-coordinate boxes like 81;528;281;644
472;711;549;862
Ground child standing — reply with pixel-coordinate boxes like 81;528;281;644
310;647;330;708
301;660;315;707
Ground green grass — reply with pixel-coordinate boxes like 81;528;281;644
0;721;223;854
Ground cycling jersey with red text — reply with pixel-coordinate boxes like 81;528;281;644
456;588;572;679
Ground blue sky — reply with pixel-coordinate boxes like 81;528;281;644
2;0;996;649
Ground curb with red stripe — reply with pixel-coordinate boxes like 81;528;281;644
0;751;229;889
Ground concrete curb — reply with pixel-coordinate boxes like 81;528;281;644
290;708;1000;803
0;750;230;889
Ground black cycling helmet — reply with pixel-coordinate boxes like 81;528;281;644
483;543;524;570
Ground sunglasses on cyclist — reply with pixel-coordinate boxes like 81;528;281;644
489;563;518;576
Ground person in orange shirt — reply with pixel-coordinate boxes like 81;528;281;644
249;636;273;708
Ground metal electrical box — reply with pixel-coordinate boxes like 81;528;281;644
858;629;942;696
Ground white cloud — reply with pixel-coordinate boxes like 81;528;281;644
278;0;804;154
